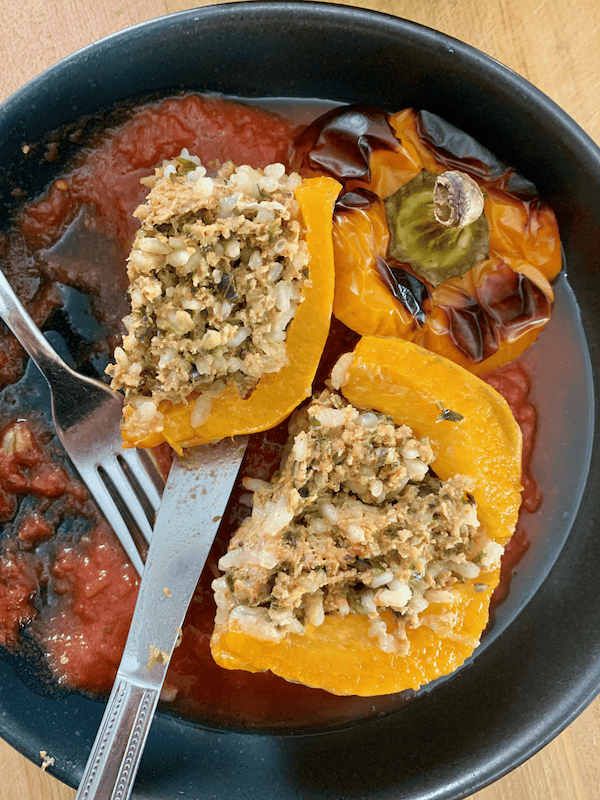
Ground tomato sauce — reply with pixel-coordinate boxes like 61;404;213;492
0;93;541;729
34;523;140;694
18;94;298;252
0;417;93;649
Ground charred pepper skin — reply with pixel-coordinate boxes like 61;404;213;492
293;105;562;374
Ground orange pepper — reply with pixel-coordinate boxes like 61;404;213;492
122;176;341;450
211;336;522;695
331;109;562;374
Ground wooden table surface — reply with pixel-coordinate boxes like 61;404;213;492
1;0;599;799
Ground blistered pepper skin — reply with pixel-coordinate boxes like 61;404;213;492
122;176;341;450
211;337;522;696
328;109;562;374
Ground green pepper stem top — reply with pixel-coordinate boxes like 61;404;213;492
384;170;489;287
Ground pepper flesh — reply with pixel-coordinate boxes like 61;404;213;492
122;176;341;449
211;336;522;696
300;107;562;374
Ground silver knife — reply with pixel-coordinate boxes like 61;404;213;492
75;435;248;800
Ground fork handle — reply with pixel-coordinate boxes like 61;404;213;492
75;676;160;800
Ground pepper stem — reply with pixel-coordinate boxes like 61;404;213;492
433;170;485;228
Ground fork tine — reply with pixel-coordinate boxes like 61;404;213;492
118;448;162;516
99;457;156;547
75;464;146;576
0;267;163;577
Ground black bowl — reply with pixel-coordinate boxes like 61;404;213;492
1;3;600;799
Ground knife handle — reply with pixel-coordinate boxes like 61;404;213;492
75;677;160;800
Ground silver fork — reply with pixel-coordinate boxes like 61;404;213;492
0;269;162;576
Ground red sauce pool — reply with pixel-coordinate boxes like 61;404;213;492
0;93;541;730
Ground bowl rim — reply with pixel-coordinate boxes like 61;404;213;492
1;4;600;800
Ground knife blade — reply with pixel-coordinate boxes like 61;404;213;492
75;435;248;800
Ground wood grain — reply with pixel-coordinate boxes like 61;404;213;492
0;1;599;799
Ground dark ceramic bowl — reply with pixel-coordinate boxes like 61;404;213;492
1;3;600;799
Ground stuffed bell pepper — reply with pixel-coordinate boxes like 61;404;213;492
292;105;562;374
211;336;522;696
107;154;340;451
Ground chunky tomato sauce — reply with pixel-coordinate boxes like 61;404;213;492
0;93;541;729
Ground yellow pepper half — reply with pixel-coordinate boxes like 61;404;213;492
211;336;522;696
122;176;341;450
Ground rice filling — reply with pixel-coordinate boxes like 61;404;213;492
107;153;308;434
213;390;504;655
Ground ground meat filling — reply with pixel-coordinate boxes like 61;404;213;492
213;390;504;655
107;153;308;437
